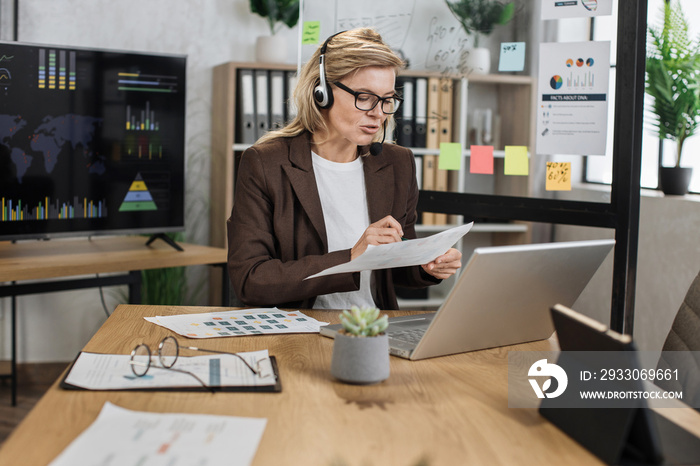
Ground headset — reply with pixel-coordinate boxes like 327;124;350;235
313;31;345;109
313;30;385;155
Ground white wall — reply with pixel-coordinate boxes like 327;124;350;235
556;187;700;351
0;0;299;363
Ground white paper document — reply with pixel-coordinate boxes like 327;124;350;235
306;222;473;279
49;402;266;466
145;308;328;339
541;0;613;20
536;41;611;156
63;350;276;390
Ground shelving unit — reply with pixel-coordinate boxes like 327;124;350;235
210;62;297;250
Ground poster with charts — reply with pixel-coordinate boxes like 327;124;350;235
541;0;613;20
536;41;611;156
145;308;328;339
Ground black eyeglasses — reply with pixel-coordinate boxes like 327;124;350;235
333;81;402;114
129;336;269;391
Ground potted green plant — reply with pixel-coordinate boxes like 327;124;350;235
330;306;390;385
249;0;300;63
444;0;515;74
646;0;700;195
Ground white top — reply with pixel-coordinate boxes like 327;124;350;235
311;152;375;309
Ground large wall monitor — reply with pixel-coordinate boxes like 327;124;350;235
0;41;186;240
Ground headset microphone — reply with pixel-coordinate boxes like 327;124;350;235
369;120;387;156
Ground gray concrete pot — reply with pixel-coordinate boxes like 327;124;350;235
330;331;390;385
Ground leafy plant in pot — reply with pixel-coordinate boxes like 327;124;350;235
330;306;390;385
444;0;514;74
646;0;700;195
249;0;300;63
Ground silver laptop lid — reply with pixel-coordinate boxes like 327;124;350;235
410;239;615;360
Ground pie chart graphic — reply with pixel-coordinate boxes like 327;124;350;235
582;0;598;11
566;58;574;67
586;58;595;67
0;68;10;84
576;58;584;67
550;75;563;90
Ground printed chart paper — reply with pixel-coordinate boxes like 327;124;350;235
306;222;473;279
541;0;613;20
536;41;611;156
145;308;328;339
63;350;276;390
49;402;266;466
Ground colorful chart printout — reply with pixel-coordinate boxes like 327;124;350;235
145;308;328;339
536;41;611;156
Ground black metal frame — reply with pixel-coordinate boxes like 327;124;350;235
418;0;647;336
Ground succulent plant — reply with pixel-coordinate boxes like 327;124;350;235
339;306;389;337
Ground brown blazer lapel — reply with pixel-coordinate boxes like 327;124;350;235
364;154;394;223
282;134;328;251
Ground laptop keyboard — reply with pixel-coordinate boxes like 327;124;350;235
388;328;426;344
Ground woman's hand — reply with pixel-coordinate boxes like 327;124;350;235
421;248;462;280
351;215;403;260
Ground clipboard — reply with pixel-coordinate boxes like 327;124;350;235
59;352;282;393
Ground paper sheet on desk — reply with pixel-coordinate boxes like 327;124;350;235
306;222;473;279
49;402;266;466
63;350;276;390
145;308;328;338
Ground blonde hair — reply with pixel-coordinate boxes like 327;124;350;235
256;28;406;146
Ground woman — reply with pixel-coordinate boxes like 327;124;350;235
227;28;461;309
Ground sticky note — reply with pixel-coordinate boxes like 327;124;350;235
302;21;321;45
498;42;526;72
546;162;572;191
470;145;494;174
438;142;462;170
504;146;529;175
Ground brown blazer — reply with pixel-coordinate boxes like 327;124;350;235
227;131;438;309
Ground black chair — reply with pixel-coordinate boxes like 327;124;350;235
656;270;700;410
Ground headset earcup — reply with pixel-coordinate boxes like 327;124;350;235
314;84;333;109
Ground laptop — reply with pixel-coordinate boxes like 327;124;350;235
541;304;700;465
320;239;615;360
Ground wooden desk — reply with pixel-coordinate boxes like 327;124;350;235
0;236;227;282
0;305;610;465
0;237;228;406
3;305;699;465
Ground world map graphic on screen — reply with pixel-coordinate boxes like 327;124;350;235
1;114;104;183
